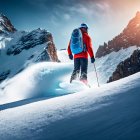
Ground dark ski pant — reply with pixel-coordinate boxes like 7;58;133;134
70;57;88;83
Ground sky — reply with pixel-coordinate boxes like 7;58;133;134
0;0;140;53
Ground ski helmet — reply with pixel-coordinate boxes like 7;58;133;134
81;23;88;30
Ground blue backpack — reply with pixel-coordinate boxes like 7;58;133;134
70;28;84;54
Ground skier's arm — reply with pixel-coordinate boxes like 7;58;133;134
87;36;94;58
67;40;72;55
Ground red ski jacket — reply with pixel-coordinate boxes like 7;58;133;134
67;28;94;59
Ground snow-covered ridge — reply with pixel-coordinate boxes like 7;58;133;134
108;49;140;82
6;29;52;55
96;11;140;58
0;28;58;83
92;46;140;84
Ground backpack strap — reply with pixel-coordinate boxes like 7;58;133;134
82;30;87;34
80;28;87;52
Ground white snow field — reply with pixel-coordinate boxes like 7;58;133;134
0;62;90;105
0;46;140;140
0;68;140;140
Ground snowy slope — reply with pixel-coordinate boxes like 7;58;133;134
90;46;140;84
0;62;90;105
0;70;140;140
57;49;70;63
58;46;140;85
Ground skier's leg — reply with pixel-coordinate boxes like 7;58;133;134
80;58;88;81
70;58;80;83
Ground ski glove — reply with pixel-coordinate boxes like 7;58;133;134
91;56;95;63
69;54;73;60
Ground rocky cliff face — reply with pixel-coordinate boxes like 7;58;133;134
46;41;59;62
96;11;140;58
0;14;17;34
108;49;140;83
0;14;59;83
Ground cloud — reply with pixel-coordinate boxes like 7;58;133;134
2;0;140;52
63;14;71;20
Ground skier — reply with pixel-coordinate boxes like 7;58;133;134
67;23;95;84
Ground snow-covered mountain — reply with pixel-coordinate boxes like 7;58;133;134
0;14;59;83
90;46;140;84
95;11;140;82
96;11;140;58
108;49;140;82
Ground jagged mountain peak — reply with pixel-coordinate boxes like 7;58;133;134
126;11;140;28
96;12;140;58
0;13;17;34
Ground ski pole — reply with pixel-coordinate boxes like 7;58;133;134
94;63;100;87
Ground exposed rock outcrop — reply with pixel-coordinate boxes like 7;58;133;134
46;41;59;62
108;49;140;82
0;14;17;34
0;70;10;82
96;11;140;58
